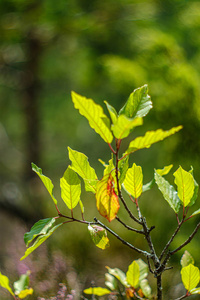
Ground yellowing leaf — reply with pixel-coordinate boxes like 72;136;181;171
126;261;140;288
126;126;182;154
32;163;57;205
181;264;200;291
68;147;97;193
0;272;14;296
111;115;143;139
123;163;143;198
88;225;110;249
71;91;113;143
96;174;120;222
18;288;33;299
174;166;195;207
84;287;111;296
60;166;81;210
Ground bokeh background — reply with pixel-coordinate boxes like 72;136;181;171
1;0;200;299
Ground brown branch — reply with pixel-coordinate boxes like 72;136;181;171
115;216;144;234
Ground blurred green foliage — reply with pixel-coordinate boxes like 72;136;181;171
1;0;200;298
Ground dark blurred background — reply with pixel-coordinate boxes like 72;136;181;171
1;0;200;299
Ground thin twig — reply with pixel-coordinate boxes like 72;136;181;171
94;218;151;257
174;293;189;300
116;216;144;234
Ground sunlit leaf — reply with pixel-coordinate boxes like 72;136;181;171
60;166;81;210
104;101;118;124
191;208;200;217
136;259;148;282
0;272;14;296
18;288;33;299
71;91;113;143
14;272;30;295
126;261;140;288
190;287;200;294
24;218;56;247
105;273;118;291
142;178;155;193
181;251;194;268
189;167;199;207
96;173;120;222
68;147;97;193
156;164;173;176
88;225;110;250
123;163;143;198
174;166;195;207
181;264;200;291
20;223;62;260
140;279;152;298
32;163;57;205
106;267;128;287
84;287;111;296
155;171;181;213
112;115;143;139
119;84;152;119
126;126;182;155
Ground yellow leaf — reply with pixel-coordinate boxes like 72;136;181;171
126;261;140;288
181;264;200;291
18;288;33;299
96;174;120;222
123;163;143;198
174;166;194;207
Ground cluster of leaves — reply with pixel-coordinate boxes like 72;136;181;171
2;84;200;299
0;271;33;299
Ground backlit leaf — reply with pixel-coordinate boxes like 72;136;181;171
106;267;127;287
88;225;110;250
126;261;140;288
112;115;143;139
190;287;200;294
14;272;30;295
181;251;194;268
119;84;152;119
68;147;97;193
105;273;118;291
20;223;62;260
84;287;111;296
71;91;113;143
126;126;182;155
181;264;200;291
140;279;152;298
24;218;56;247
191;208;200;217
60;166;81;210
32;163;57;205
156;164;173;176
18;288;33;299
104;101;118;124
189;167;199;207
155;171;181;213
174;166;194;207
136;259;148;282
96;173;120;222
0;272;14;296
123;163;143;198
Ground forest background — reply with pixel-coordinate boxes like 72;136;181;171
1;0;200;299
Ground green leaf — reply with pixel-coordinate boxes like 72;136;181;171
156;164;173;176
32;163;57;205
60;166;81;210
79;200;84;214
155;171;181;213
123;163;143;198
140;279;152;298
191;208;200;217
96;173;120;222
119;84;152;119
68;147;97;193
112;115;143;139
142;179;155;193
0;272;14;296
136;259;148;282
174;166;195;207
71;91;113;143
126;126;183;154
106;267;127;287
105;273;118;291
181;264;200;291
84;287;111;296
20;223;62;260
88;225;110;250
104;101;118;124
14;272;29;294
189;167;199;207
119;155;129;185
190;287;200;294
181;251;194;268
126;261;140;288
24;218;56;247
